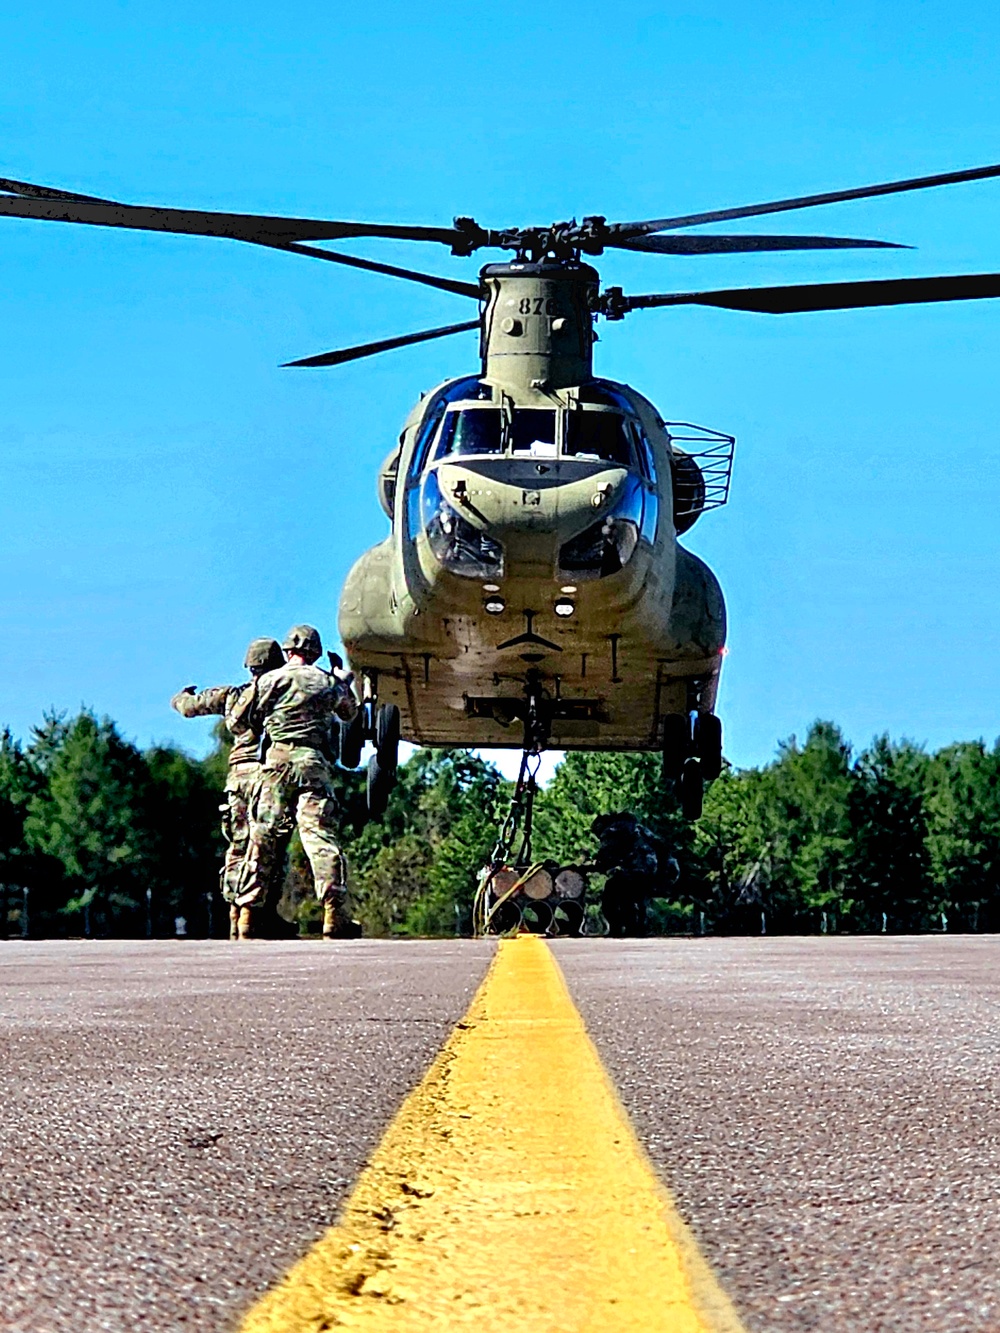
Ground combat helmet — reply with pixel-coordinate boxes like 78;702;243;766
244;637;284;672
282;623;322;662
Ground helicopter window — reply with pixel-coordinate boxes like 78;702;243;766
409;378;489;477
434;408;504;458
564;411;634;468
421;467;503;578
510;409;557;457
634;425;658;542
559;477;644;579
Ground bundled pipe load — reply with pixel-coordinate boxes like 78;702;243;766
475;861;592;936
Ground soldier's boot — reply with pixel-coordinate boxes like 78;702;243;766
237;906;261;940
228;904;240;941
323;895;362;940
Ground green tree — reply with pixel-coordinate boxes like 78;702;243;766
144;744;226;935
24;712;157;936
534;751;689;860
851;736;933;931
695;765;783;932
0;729;59;936
346;749;503;936
925;741;1000;931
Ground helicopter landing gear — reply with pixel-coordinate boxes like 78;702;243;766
365;702;400;821
662;709;722;819
693;711;723;781
339;709;365;770
366;752;391;819
375;702;400;773
337;674;401;821
662;712;690;782
679;755;704;821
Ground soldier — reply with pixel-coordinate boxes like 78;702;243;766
171;638;293;939
236;624;360;941
591;812;677;936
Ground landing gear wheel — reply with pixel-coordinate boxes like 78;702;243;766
693;712;723;781
662;712;691;782
366;753;392;820
340;708;365;770
680;755;704;821
375;703;400;773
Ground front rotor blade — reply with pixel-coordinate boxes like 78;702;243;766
610;161;1000;237
620;272;1000;315
611;233;907;255
0;182;462;246
283;318;481;367
0;175;117;204
259;239;480;298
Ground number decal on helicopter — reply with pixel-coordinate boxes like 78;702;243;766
517;297;558;316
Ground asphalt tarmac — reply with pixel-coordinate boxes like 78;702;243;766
556;936;1000;1332
1;936;998;1332
0;940;491;1333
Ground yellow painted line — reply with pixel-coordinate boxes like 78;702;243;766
238;936;746;1332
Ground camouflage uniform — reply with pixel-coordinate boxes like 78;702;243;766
238;655;358;924
171;683;261;904
171;638;288;936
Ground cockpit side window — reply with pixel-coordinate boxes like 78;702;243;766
409;377;489;479
564;411;634;468
434;408;503;458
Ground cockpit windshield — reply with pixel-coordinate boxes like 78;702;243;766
435;408;503;458
424;401;638;468
510;409;557;457
564;411;633;467
434;407;559;460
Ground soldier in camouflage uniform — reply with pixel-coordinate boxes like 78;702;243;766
237;624;360;941
171;637;289;939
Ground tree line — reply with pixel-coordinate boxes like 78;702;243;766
2;712;999;937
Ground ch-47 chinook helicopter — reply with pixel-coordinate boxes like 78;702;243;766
5;162;1000;823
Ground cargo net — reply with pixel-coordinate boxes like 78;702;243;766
665;421;735;518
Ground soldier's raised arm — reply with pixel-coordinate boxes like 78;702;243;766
324;649;359;722
170;684;235;718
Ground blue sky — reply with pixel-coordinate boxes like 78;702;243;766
2;1;1000;774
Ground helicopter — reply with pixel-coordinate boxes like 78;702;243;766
5;161;1000;822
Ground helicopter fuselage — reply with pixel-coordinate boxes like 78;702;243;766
339;260;729;751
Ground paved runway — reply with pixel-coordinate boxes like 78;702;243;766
556;936;1000;1332
0;940;491;1333
1;936;998;1331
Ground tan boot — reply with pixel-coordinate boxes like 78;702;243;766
229;904;240;941
237;906;260;940
323;899;362;940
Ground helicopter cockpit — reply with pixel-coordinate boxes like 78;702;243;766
403;377;661;582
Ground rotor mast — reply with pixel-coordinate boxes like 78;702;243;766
478;260;599;394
